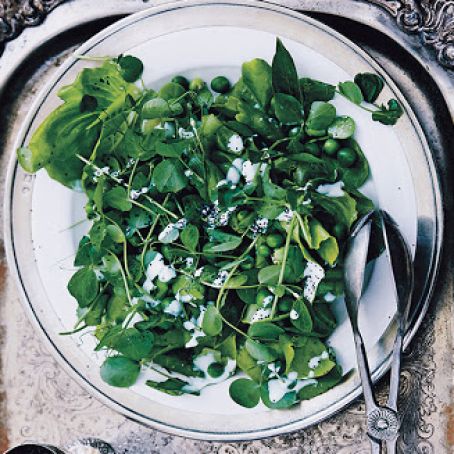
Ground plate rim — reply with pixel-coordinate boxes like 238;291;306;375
3;0;444;441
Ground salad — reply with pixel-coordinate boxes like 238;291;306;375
18;39;402;409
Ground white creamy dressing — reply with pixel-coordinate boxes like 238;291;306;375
251;308;271;323
262;295;273;307
182;351;237;393
227;134;244;153
186;257;194;267
316;181;345;198
158;218;187;244
277;208;294;223
94;166;110;177
163;298;183;317
324;292;336;302
125;312;145;327
184;169;194;177
194;267;204;277
303;261;325;302
145;253;176;285
178;127;195;139
267;362;281;378
308;350;329;370
290;309;299;320
130;186;149;200
212;270;229;288
267;371;318;403
226;158;244;186
241;160;260;184
183;306;207;348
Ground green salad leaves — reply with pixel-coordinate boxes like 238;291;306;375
18;39;402;409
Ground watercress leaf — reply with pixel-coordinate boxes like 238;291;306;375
248;322;285;340
311;192;358;229
202;305;223;336
279;335;295;374
223;274;248;289
158;82;185;101
260;382;297;409
218;334;237;359
100;355;140;387
272;38;300;99
305;101;336;131
111;328;154;361
372;99;403;125
106;224;126;243
245;339;279;362
155;141;187;158
290;299;313;333
299;78;335;107
235;101;283;141
180;224;199;251
229;378;260;408
338;81;364;105
242;58;273;107
354;73;384;103
337;138;370;188
272;93;304;125
152;159;188;193
203;232;242;253
292;338;335;379
298;365;343;400
117;55;144;83
327;116;356;139
142;98;173;119
104;186;132;212
237;346;262;382
146;378;199;396
258;265;281;285
261;165;286;200
68;267;99;307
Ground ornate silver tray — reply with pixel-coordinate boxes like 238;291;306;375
0;2;452;450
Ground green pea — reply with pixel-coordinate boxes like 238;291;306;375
257;244;271;256
256;288;273;306
303;142;321;157
266;233;284;248
171;75;189;90
278;298;293;313
236;210;250;222
323;138;340;156
240;256;254;270
210;76;231;94
337;147;357;167
189;77;205;92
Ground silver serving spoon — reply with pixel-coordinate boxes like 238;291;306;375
343;210;414;453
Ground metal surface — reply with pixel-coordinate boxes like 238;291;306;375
0;0;452;452
343;211;415;453
3;0;443;441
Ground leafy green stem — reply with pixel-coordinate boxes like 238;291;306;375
270;217;296;318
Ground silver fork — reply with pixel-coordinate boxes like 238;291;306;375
343;210;414;453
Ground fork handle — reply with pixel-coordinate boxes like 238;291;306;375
387;325;404;411
353;330;379;415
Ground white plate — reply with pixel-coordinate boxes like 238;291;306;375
4;0;442;440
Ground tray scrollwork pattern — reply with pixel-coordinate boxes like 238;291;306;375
1;1;454;68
